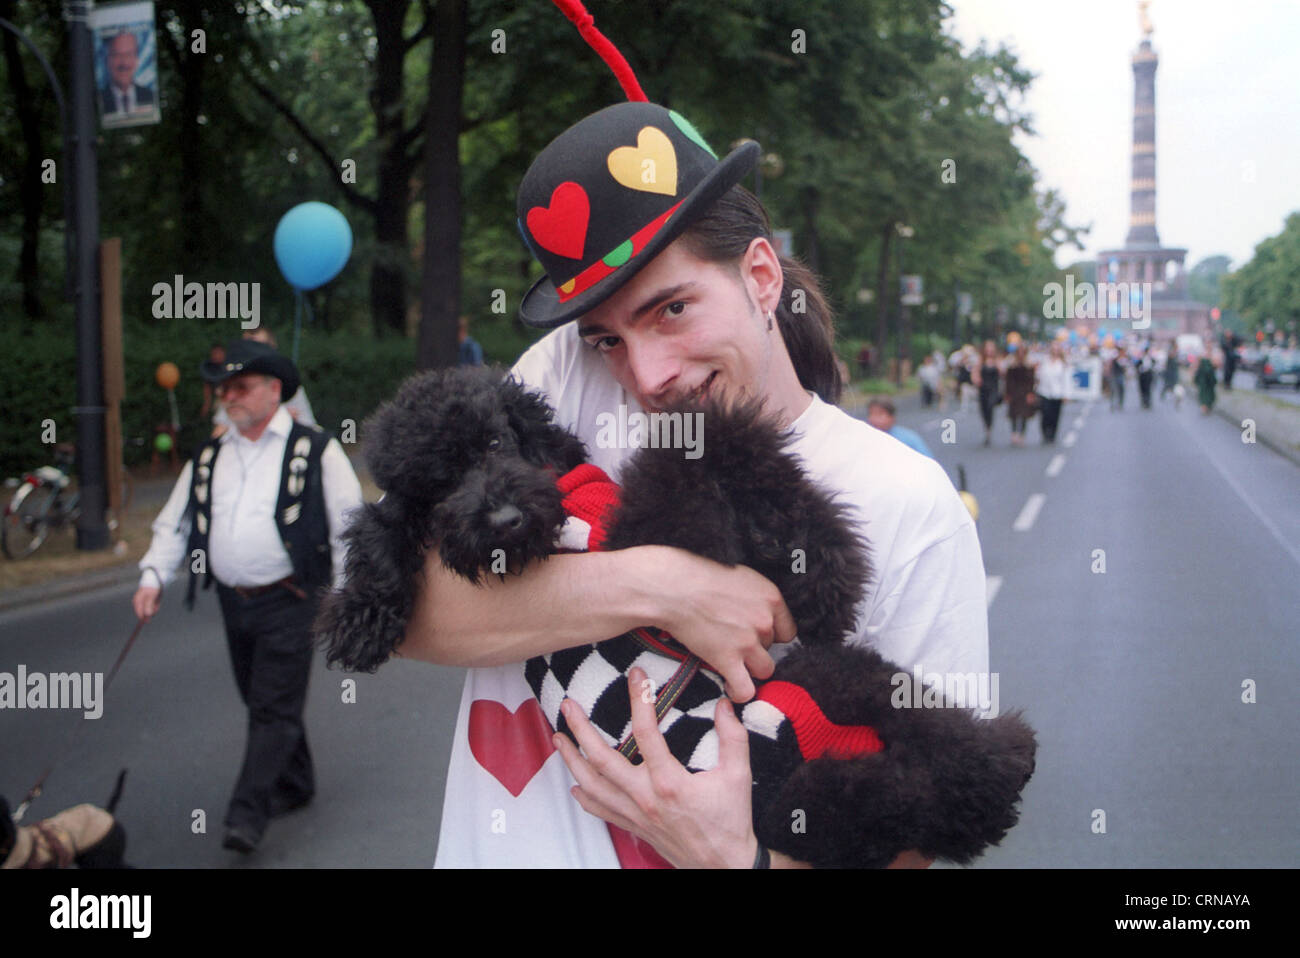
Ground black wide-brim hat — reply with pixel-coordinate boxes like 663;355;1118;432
200;339;300;400
517;101;759;329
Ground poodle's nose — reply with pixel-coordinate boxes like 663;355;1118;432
487;504;524;531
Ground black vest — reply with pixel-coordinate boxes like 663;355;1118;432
183;420;333;608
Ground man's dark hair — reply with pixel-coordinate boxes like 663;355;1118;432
867;398;895;416
679;185;842;404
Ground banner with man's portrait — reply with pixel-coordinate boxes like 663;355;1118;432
90;1;160;129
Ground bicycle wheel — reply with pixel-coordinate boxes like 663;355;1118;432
2;482;59;559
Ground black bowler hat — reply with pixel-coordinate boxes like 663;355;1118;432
200;339;300;400
518;103;759;329
515;1;759;329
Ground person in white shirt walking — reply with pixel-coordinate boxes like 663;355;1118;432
1035;343;1070;444
132;340;361;853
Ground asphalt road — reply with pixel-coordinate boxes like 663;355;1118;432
1;386;1296;868
909;386;1299;867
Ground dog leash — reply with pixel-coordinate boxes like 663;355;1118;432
10;568;159;824
615;628;705;762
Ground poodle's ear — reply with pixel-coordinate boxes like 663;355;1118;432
363;370;446;494
499;376;588;470
313;499;423;673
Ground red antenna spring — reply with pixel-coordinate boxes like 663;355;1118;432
551;0;648;103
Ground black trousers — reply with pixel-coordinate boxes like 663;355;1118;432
979;389;999;430
1040;398;1064;441
1138;371;1154;407
216;582;317;835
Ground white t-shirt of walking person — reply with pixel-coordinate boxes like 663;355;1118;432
433;324;989;868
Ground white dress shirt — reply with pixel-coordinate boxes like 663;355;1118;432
1035;358;1070;399
139;405;362;591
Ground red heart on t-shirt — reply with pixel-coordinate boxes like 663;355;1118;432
526;181;589;260
467;699;557;798
607;824;675;869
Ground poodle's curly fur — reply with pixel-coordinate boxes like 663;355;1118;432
315;365;1036;867
317;367;588;673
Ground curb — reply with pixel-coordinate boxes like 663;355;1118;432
0;562;140;616
1211;392;1300;470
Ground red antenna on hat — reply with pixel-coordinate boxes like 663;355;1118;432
551;0;648;102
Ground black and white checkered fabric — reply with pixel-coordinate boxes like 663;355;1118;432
524;633;800;778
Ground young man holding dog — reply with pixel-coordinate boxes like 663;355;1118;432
396;100;989;869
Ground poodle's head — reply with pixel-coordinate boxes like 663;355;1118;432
363;367;589;580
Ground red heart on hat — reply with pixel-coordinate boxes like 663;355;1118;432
526;181;590;260
467;698;557;798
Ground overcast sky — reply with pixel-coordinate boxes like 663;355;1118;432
945;0;1300;271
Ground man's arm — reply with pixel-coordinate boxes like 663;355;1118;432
398;543;796;702
132;460;195;621
320;438;363;590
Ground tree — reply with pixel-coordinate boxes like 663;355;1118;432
1222;212;1300;337
241;0;431;337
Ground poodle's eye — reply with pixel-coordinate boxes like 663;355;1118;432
487;436;502;452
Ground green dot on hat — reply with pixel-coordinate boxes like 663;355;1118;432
602;240;634;268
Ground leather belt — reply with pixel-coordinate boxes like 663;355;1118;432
232;576;306;600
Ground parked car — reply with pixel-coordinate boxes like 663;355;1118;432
1238;345;1267;374
1256;349;1300;390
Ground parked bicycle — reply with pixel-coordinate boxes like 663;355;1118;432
2;439;142;560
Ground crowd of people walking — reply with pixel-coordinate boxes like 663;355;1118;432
894;333;1227;448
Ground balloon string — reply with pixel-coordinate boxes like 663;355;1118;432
292;290;304;366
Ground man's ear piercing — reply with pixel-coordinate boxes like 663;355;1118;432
767;310;775;332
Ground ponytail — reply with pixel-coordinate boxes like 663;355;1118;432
680;186;843;404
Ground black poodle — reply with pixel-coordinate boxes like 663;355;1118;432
316;366;1036;868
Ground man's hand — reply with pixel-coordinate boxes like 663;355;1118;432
553;666;759;869
648;549;797;702
132;585;161;623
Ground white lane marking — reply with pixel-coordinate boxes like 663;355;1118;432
1172;414;1300;570
1045;454;1066;478
986;574;1003;609
1063;431;1078;448
1012;493;1046;532
1072;419;1085;431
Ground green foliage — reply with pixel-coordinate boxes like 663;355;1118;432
1222;213;1300;336
4;0;1096;438
0;316;419;478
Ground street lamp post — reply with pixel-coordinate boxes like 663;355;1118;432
895;224;914;388
67;0;109;550
1;6;109;550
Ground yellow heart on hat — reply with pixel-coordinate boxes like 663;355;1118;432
607;126;678;196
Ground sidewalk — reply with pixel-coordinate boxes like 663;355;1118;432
0;449;375;615
1212;388;1300;468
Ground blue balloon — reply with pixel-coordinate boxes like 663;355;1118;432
273;202;353;290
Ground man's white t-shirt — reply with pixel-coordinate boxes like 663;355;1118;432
433;325;989;868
